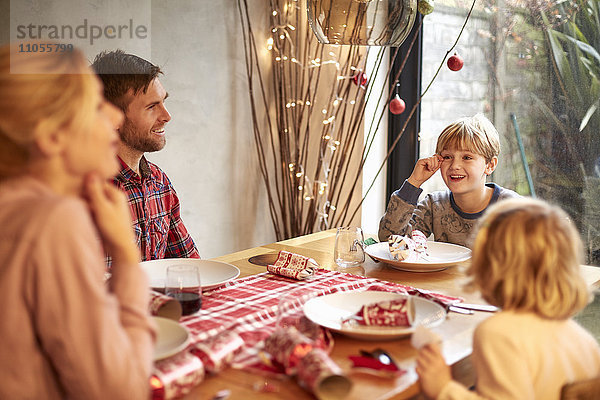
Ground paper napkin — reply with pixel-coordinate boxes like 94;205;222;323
410;325;442;350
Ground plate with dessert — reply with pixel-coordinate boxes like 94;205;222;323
303;291;446;340
365;231;471;272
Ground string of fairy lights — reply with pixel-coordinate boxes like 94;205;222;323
241;0;480;237
264;0;372;230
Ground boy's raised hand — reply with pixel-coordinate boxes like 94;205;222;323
407;154;444;188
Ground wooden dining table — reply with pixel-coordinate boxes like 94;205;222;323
180;229;600;400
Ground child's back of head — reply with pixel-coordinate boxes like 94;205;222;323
468;197;590;319
436;113;500;163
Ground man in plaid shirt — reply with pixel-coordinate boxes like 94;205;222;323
92;50;200;262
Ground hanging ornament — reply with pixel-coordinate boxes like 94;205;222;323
389;83;406;115
352;72;368;88
418;0;434;15
390;94;406;115
447;53;464;71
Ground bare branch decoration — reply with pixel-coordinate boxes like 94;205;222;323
237;0;476;240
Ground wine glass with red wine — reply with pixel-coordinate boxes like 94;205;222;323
165;265;202;316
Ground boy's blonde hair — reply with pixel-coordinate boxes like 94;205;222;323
435;114;500;163
467;198;590;319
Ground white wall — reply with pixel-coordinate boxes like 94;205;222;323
146;1;274;258
361;47;388;235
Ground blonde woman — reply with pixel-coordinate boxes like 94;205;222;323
0;43;155;399
416;198;600;399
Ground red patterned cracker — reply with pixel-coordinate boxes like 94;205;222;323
411;230;428;254
267;250;317;280
267;265;313;279
344;297;415;327
387;230;428;262
149;291;182;320
388;235;417;261
152;352;205;400
297;316;334;353
264;327;313;374
191;331;244;374
297;349;352;398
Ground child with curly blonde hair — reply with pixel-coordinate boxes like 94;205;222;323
416;197;600;399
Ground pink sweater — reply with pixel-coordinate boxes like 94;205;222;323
0;178;155;399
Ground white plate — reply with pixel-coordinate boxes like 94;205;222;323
141;258;240;291
153;316;190;361
365;241;471;272
303;291;446;340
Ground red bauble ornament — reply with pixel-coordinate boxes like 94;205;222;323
447;53;464;71
352;72;368;87
389;95;406;115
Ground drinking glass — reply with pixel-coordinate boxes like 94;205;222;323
333;226;365;268
165;264;202;316
276;289;320;330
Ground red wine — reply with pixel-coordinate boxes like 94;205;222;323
169;292;202;315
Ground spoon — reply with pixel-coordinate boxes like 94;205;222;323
359;348;399;370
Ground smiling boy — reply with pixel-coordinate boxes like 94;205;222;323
378;114;520;247
92;50;200;262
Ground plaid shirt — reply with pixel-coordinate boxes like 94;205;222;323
113;156;200;262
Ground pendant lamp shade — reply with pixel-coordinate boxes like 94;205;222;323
307;0;418;46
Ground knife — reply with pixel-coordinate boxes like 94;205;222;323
450;303;499;313
448;305;474;315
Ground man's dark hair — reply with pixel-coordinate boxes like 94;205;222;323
91;49;162;111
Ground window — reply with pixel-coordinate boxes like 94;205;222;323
415;0;600;264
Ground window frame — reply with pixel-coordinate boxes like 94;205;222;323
386;15;424;199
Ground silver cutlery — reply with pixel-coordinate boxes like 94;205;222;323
450;303;499;313
448;305;474;315
359;348;399;370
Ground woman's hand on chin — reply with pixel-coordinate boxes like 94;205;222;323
83;173;138;265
